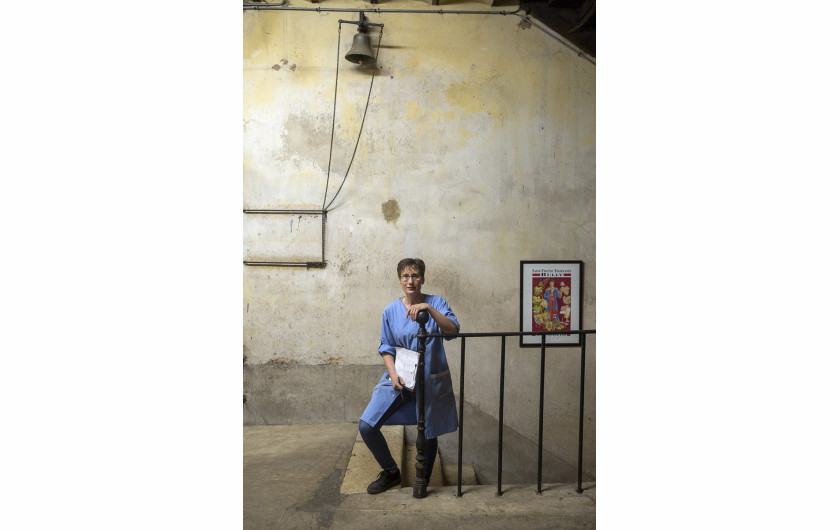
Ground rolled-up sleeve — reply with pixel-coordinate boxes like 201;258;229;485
437;297;460;340
378;310;397;356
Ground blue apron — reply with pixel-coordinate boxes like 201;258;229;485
359;295;459;439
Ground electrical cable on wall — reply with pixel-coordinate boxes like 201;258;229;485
322;21;384;212
244;16;383;267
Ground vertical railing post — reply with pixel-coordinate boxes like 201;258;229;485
576;332;587;494
413;310;429;499
537;334;546;494
496;336;506;496
457;337;466;497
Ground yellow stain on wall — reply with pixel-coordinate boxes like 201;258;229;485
445;81;483;114
243;12;283;64
455;126;475;148
445;80;503;122
244;76;278;107
403;101;423;121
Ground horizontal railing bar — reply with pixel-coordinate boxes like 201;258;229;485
421;330;596;338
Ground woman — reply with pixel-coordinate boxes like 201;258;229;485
358;258;460;494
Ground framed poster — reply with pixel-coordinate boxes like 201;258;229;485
520;261;583;347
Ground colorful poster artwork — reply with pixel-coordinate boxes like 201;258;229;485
531;276;573;332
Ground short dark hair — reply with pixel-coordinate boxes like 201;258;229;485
397;258;425;278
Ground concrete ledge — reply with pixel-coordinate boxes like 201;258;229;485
340;425;404;495
403;439;445;487
339;425;453;494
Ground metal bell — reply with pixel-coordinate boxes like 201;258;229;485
345;32;376;65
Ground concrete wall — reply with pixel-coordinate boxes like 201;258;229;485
243;1;596;477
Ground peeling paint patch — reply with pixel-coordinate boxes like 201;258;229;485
324;358;341;365
381;199;401;225
518;19;532;30
272;59;297;72
280;110;330;160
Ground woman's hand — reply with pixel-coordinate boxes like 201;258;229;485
405;303;458;334
405;302;431;322
388;366;404;390
391;375;404;391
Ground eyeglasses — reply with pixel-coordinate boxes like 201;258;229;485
400;274;422;282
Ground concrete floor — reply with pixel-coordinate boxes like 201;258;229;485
244;423;595;529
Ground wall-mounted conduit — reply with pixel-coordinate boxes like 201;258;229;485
242;3;595;65
243;209;327;267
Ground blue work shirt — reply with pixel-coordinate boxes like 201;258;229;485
360;294;460;439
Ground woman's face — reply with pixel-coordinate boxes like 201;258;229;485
399;266;424;297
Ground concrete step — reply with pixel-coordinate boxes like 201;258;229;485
340;425;456;493
340;425;404;495
402;440;445;487
401;448;479;486
442;464;479;486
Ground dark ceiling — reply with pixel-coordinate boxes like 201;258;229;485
520;0;594;57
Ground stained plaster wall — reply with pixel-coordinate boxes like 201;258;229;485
243;1;596;477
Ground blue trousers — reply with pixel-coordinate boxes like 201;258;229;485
358;389;438;481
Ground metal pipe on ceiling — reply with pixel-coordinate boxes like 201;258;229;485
242;2;594;63
243;3;520;16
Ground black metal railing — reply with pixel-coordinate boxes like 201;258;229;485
412;310;596;498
